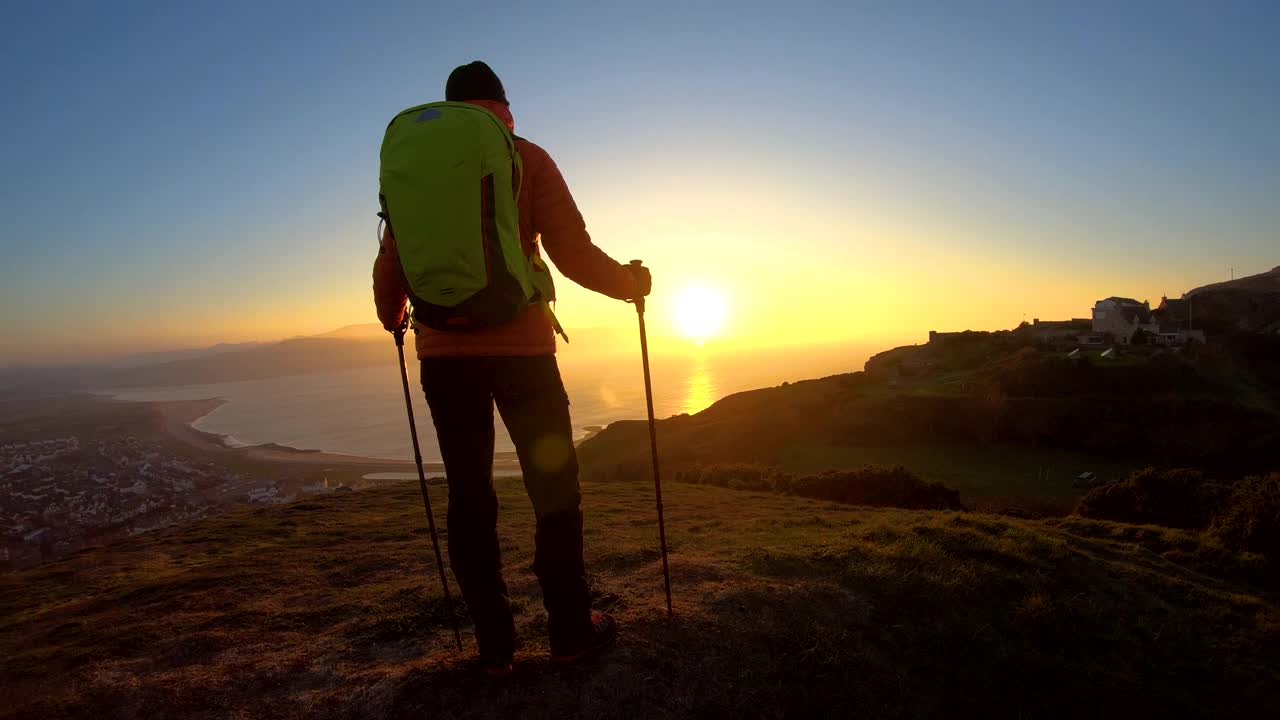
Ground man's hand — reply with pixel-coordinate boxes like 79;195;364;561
626;260;652;298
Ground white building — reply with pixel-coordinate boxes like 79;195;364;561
1092;297;1156;344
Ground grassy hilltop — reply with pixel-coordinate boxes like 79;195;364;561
2;478;1277;719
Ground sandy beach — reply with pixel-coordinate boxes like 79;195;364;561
151;397;424;470
148;396;524;474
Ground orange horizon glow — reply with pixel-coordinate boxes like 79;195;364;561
0;159;1262;366
2;258;1242;367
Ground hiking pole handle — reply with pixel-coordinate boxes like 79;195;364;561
628;260;646;313
392;315;409;348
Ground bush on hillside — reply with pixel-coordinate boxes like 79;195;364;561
677;463;965;511
675;463;788;493
969;495;1074;520
1210;472;1280;558
991;350;1208;398
785;466;965;510
1075;468;1228;529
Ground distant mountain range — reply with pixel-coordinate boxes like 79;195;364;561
0;323;638;394
102;341;268;369
310;324;387;340
100;337;395;388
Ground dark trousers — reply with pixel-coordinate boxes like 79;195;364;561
421;355;592;661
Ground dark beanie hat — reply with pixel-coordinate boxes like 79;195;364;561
445;61;508;105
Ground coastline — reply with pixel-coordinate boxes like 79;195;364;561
144;395;525;474
148;397;421;470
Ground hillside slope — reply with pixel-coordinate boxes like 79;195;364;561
2;479;1276;719
1182;265;1280;335
1187;265;1280;296
578;332;1280;489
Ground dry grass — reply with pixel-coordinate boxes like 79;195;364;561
2;479;1277;719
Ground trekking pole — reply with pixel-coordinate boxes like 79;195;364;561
628;260;673;616
393;326;464;650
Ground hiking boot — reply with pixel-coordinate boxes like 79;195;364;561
550;614;617;664
479;654;515;678
484;660;514;678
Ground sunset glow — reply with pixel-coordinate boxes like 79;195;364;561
0;3;1276;367
1;5;1278;713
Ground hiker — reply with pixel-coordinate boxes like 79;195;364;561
372;61;651;675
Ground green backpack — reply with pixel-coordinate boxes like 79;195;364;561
378;101;563;337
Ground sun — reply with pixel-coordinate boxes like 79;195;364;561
672;286;727;343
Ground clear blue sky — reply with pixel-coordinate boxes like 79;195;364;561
2;1;1277;364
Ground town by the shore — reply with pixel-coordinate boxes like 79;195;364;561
1;394;436;570
4;389;586;570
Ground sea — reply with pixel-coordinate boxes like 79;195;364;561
108;342;881;464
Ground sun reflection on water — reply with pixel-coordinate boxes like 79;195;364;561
682;353;717;414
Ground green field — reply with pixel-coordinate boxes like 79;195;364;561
780;443;1139;502
2;478;1275;718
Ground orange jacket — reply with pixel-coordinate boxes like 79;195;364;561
373;100;638;358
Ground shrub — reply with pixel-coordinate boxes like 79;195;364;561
969;495;1074;520
1075;468;1228;529
675;463;964;511
1210;472;1280;558
786;465;964;510
676;463;786;493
